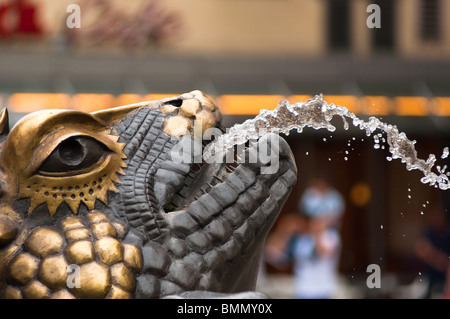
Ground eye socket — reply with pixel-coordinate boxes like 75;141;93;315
39;136;108;174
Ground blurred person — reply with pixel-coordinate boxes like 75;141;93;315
414;205;450;298
264;212;309;271
266;179;345;299
290;213;341;299
298;179;345;229
264;212;342;299
291;179;344;298
264;179;345;298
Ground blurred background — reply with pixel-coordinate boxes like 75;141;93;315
0;0;449;298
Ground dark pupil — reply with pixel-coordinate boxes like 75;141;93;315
39;136;107;174
59;139;85;166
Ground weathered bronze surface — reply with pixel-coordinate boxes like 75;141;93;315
0;91;297;298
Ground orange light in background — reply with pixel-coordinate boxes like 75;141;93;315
218;95;287;115
322;95;361;114
143;94;180;102
360;96;392;116
288;95;313;104
432;97;450;116
394;96;429;116
8;93;70;113
3;93;449;117
114;94;145;107
350;182;372;207
71;94;115;112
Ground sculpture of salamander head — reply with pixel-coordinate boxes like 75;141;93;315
0;91;297;299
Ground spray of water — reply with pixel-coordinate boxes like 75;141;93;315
204;94;449;190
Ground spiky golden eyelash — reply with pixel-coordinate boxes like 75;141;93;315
18;134;127;217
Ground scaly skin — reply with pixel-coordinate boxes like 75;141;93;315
0;91;297;299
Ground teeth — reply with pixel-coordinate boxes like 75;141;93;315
221;206;245;229
224;173;247;194
204;217;233;245
233;187;262;217
216;238;241;263
280;169;298;188
231;165;256;189
268;175;289;202
248;207;265;230
233;221;254;248
259;196;278;218
244;179;270;206
208;181;239;208
186;194;220;226
167;158;259;238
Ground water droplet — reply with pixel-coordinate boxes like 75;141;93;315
442;147;449;159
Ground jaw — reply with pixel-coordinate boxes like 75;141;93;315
150;133;298;295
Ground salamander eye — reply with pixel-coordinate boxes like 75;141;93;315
39;136;108;174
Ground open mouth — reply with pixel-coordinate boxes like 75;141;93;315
140;128;297;295
156;132;236;214
156;126;297;244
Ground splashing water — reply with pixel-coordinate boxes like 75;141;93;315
442;147;449;159
204;94;450;190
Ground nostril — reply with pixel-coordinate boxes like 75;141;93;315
0;218;18;248
163;98;183;108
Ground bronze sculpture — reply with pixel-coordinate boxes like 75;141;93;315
0;91;297;299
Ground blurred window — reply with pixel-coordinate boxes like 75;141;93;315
327;0;351;51
372;0;395;52
420;0;441;42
